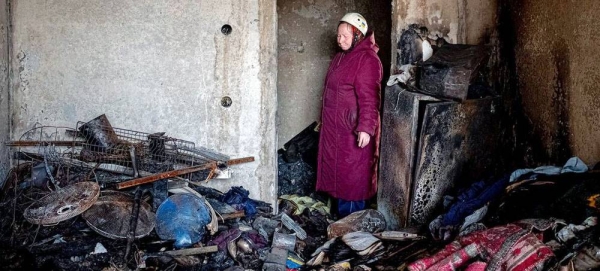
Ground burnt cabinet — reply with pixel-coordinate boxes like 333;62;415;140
378;84;500;229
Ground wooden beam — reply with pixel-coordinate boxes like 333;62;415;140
116;156;256;190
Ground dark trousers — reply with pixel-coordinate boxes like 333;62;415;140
337;198;366;218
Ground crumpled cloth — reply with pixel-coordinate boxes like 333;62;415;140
278;194;330;215
386;64;416;86
221;186;258;218
556;216;598;243
464;261;487;271
411;219;556;271
461;205;488;232
208;228;241;251
240;230;268;250
510;156;588;183
429;174;509;240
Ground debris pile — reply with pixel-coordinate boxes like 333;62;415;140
2;27;600;271
0;114;270;270
0;116;430;270
277;121;319;198
378;23;600;271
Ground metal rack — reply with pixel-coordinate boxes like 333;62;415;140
72;115;227;179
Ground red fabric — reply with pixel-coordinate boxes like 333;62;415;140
316;31;383;201
408;222;555;271
465;262;487;271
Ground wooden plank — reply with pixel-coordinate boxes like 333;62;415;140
219;211;245;221
146;246;218;257
164;246;218;256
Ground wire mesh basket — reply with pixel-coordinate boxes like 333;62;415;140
8;115;230;186
73;114;214;178
12;124;78;162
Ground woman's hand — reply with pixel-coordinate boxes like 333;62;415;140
357;131;370;148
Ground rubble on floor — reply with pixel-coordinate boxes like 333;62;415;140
0;116;429;270
410;158;600;271
2;115;600;271
277;121;319;198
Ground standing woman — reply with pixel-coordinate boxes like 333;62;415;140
316;13;383;218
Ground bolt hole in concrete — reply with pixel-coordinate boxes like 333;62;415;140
221;96;233;107
221;24;232;35
58;205;73;214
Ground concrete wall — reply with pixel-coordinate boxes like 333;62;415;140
508;0;600;165
277;0;392;147
0;0;8;182
391;0;497;68
8;0;278;203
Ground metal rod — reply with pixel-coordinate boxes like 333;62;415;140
43;147;59;190
116;162;217;190
5;140;85;147
225;156;255;166
116;157;255;190
124;187;142;261
129;145;140;178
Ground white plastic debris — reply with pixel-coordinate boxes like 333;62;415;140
386;64;415;86
52;236;66;244
422;39;433;62
91;242;108;254
341;231;380;252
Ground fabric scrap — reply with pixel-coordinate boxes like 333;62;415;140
430;174;509;240
509;157;588;183
410;220;555;271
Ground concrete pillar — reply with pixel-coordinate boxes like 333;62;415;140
0;0;9;184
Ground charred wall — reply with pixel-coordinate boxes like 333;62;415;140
276;0;392;147
503;0;600;166
391;0;497;70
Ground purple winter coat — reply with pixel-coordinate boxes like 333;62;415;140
316;31;383;201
